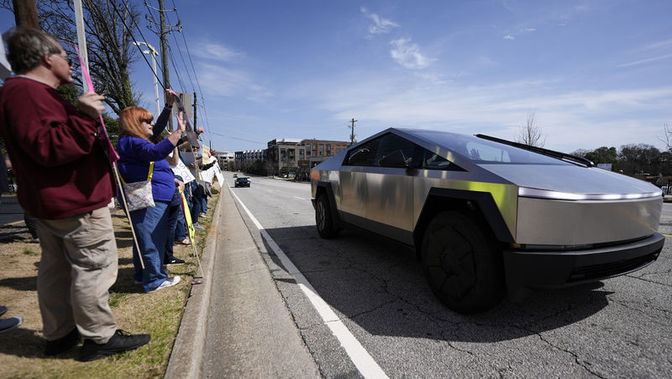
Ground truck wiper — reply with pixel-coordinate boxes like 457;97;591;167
475;134;595;167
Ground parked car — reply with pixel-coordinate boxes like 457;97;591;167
661;185;672;202
311;128;664;313
235;177;250;187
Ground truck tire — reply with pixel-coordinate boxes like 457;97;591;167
315;194;338;238
421;211;503;313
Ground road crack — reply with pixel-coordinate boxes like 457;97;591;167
516;324;606;378
607;298;672;327
626;271;672;289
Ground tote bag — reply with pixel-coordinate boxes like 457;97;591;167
121;162;155;211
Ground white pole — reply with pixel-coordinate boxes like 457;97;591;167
73;0;89;92
0;38;12;80
150;51;160;117
133;41;161;116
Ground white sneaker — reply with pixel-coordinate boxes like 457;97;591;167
147;276;181;293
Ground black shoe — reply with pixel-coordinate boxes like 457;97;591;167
78;329;150;362
0;305;7;317
0;316;22;334
45;328;80;356
166;257;185;264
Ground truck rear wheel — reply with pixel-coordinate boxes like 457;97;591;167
315;194;338;238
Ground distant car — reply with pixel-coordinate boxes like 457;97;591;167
235;177;250;187
233;173;238;178
311;128;664;313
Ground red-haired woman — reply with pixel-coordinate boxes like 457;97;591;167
116;106;185;293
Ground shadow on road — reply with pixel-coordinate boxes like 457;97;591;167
262;225;610;344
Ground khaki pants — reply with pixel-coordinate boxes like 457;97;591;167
35;206;118;344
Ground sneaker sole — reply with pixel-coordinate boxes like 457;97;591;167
146;276;181;293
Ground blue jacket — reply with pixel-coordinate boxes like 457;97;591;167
117;136;176;202
116;105;177;202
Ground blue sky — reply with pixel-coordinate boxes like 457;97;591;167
2;0;672;154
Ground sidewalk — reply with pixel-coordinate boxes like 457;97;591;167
0;194;31;242
165;185;319;377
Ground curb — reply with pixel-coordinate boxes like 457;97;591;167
164;188;224;379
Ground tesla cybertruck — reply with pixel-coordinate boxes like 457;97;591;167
310;128;663;313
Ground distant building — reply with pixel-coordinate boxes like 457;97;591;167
234;149;266;172
301;139;350;167
267;138;305;177
234;137;349;179
216;152;235;171
597;163;612;171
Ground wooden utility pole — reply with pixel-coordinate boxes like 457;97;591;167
193;91;197;130
158;0;172;130
349;118;357;145
13;0;40;28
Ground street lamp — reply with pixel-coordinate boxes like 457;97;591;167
133;41;160;117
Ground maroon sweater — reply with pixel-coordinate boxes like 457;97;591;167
0;77;113;219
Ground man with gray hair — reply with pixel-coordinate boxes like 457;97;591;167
0;26;150;362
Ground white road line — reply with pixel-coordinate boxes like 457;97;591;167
229;189;389;379
293;196;309;201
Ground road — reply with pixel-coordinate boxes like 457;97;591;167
225;172;672;378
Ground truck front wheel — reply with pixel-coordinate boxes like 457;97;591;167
421;211;503;313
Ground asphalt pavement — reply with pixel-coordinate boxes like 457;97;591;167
165;182;319;378
0;195;32;243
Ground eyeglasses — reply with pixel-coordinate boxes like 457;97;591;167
143;119;155;125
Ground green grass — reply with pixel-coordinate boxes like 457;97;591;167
2;192;220;378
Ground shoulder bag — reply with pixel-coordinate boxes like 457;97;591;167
121;162;155;211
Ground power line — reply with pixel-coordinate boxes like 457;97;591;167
208;131;264;145
170;0;210;132
114;0;166;91
166;44;186;93
115;0;212;137
170;30;195;94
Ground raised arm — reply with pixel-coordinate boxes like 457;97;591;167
152;89;180;139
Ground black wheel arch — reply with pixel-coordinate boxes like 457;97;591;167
413;187;514;255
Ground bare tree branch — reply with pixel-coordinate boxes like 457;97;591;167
4;0;141;115
516;112;546;147
658;122;672;152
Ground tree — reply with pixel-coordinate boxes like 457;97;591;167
516;112;545;147
575;145;671;177
659;122;672;152
615;144;661;175
585;146;618;164
1;0;141;114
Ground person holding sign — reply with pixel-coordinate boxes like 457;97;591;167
0;26;149;362
116;106;186;293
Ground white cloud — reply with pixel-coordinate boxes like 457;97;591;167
643;39;672;51
198;62;272;101
191;41;244;62
360;7;399;35
292;73;672;152
389;38;434;69
503;25;536;41
618;53;672;68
